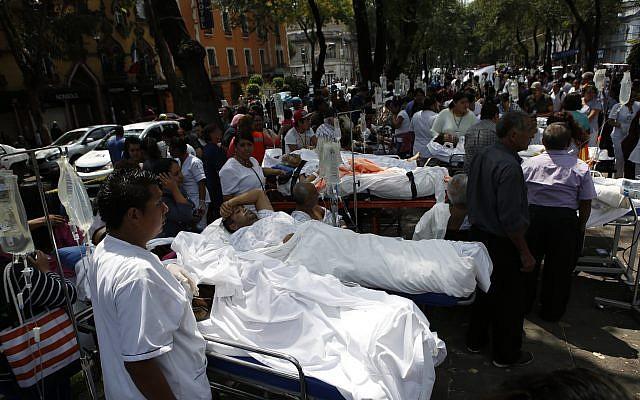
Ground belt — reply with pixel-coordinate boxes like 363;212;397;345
406;171;418;199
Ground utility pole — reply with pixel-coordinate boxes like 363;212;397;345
301;46;307;82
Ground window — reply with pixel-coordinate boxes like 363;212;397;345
146;127;162;141
327;44;336;59
257;22;267;41
240;15;249;37
206;48;217;66
87;128;108;141
227;48;236;66
259;49;266;66
274;23;281;40
276;48;285;66
222;10;232;35
244;49;252;66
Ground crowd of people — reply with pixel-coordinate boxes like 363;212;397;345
1;65;638;400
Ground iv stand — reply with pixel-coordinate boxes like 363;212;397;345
336;108;365;229
1;146;98;400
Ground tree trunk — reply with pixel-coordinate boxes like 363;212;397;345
352;0;372;84
533;23;539;65
516;27;530;67
589;0;602;71
308;0;326;89
544;27;552;74
372;0;386;80
145;0;189;114
148;0;221;123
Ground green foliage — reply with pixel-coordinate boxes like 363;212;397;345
272;77;285;90
284;76;308;97
248;74;264;86
246;83;261;96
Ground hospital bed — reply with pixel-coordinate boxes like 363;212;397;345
205;335;346;400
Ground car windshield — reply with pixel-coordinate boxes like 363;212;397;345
95;128;144;151
53;129;87;145
124;129;144;138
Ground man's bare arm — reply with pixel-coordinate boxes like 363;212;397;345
125;359;176;400
225;189;273;211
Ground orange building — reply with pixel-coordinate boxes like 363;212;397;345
178;2;290;104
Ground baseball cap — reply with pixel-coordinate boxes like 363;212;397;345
294;109;313;124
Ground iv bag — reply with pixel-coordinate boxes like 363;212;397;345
509;80;519;102
394;79;401;96
57;156;93;234
594;69;606;92
0;171;34;255
380;74;387;91
274;95;284;122
333;116;342;140
620;72;632;105
374;87;383;108
318;142;341;187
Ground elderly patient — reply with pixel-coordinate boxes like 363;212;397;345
291;182;346;227
413;174;470;241
522;122;596;322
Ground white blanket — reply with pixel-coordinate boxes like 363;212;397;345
337;166;449;199
259;221;492;297
172;232;447;400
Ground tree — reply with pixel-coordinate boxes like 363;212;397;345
0;1;97;145
225;0;352;89
147;0;221;123
144;0;190;115
249;74;265;86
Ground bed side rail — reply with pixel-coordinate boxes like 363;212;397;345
203;334;308;400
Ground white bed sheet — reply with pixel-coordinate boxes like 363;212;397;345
172;232;447;400
259;221;492;297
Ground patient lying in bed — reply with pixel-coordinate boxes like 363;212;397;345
216;186;492;297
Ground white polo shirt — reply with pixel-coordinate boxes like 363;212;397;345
181;154;210;205
89;235;211;400
284;127;315;153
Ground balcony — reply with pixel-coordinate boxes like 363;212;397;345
247;65;255;74
230;65;240;76
209;65;220;77
262;65;274;74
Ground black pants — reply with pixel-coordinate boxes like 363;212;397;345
466;228;526;364
525;205;579;321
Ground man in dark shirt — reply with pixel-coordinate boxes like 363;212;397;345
202;122;227;221
524;82;553;116
466;111;537;368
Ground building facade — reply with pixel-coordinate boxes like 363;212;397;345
0;0;169;145
600;0;640;63
178;1;289;104
287;21;358;86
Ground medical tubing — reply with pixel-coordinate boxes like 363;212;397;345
28;150;98;400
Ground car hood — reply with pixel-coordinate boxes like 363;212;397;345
75;150;110;167
35;147;68;160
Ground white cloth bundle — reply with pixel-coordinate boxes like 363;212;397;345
338;166;449;199
260;221;492;297
171;232;447;400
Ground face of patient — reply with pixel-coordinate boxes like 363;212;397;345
229;206;259;230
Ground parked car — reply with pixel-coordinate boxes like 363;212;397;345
74;121;179;181
33;125;117;177
0;144;29;179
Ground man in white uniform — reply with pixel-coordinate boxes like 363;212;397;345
170;137;210;231
90;169;211;400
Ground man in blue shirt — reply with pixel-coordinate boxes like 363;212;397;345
106;125;125;164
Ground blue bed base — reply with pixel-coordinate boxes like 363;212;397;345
207;354;345;400
386;290;476;307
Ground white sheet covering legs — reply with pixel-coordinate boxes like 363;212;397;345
260;221;492;297
172;232;447;400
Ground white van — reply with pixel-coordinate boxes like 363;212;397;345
74;121;179;181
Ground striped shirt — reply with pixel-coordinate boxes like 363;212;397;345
1;263;77;328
